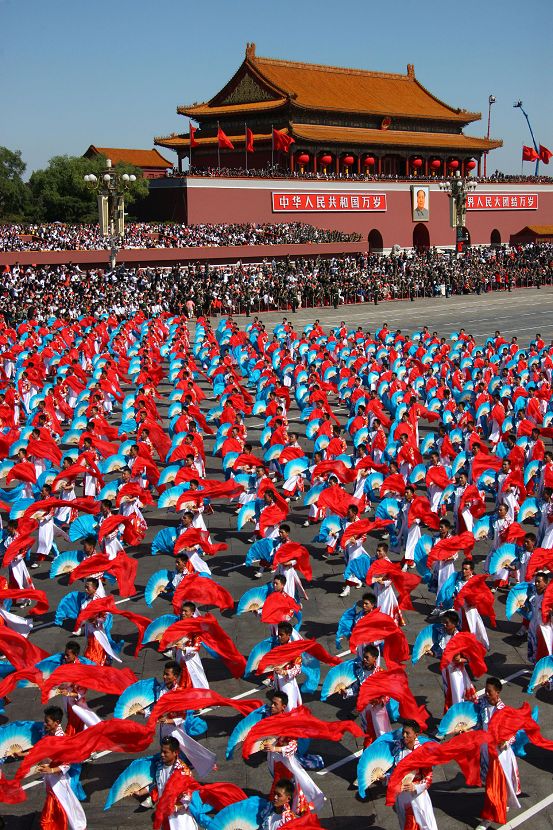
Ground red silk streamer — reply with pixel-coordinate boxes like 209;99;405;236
6;461;37;485
408;496;440;529
357;666;430;728
0;667;43;699
272;541;313;581
74;595;151;656
242;705;363;759
526;547;553;580
41;664;137;703
260;591;301;624
379;473;406;497
349;610;410;669
257;639;341;674
317;484;355;518
172;573;234;614
426;466;453;490
385;730;488;806
157;613;246;678
311;460;357;484
147;688;263;726
340;518;393;548
98;514;141;547
454;574;497;627
69;552;138;597
174;528;228;556
0;588;49;616
541;581;553;624
427;532;476;568
152;775;248;830
439;631;488;677
115;482;155;508
0;628;49;668
15;720;154;781
2;532;36;569
366;560;421;611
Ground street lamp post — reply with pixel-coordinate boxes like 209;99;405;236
484;94;496;178
84;158;136;269
513;100;540;176
439;171;477;254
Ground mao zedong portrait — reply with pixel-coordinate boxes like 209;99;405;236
413;187;429;221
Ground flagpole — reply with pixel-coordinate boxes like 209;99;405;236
245;122;248;172
271;124;274;168
189;121;193;173
217;121;221;170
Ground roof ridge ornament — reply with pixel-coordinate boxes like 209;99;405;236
246;42;256;60
407;64;415;78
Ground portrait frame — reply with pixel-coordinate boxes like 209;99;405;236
411;185;430;222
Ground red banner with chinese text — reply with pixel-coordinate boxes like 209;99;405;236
466;193;538;211
272;192;387;213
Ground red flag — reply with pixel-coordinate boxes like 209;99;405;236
41;664;137;703
257;639;340;674
172;573;234;614
273;128;295;153
0;628;49;668
522;145;539;162
189;122;199;147
217;127;234;150
440;631;487;677
260;591;301;624
148;688;263;726
539;145;552;164
158;613;246;678
357;666;430;728
242;705;363;758
246;127;254;153
15;720;154;781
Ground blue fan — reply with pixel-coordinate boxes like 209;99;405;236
489;543;517;575
244;538;274;569
158;465;182;487
527;655;553;694
143;614;178;645
523;463;540;488
344;553;371;585
100;454;128;475
300;652;320;694
414;535;433;582
0;721;44;758
145;570;172;606
412;624;441;664
114;678;158;719
336;603;361;648
436;573;459;610
506;582;531;619
98;482;119;502
237;584;271;615
437;702;479;737
321;659;357;700
357;732;396;795
244;638;273;677
151;526;177;556
237;502;257;530
50;550;85;578
104;755;158;808
409;464;427;485
68;514;97;543
207;796;270;830
9;498;34;520
313;515;342;543
473;515;493;541
375;498;400;520
517;498;539;523
54;591;85;626
158;485;188;510
283;457;309;481
226;706;266;760
303;483;326;507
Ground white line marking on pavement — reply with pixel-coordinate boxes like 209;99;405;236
221;563;243;573
317;748;363;775
475;669;528;697
497;793;553;829
337;650;350;658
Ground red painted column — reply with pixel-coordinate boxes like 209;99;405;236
290;152;294;174
313;153;317;174
357;154;361;175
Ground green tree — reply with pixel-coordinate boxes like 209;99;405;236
0;146;29;220
27;154;149;223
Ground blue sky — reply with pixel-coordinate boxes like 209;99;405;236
2;0;552;177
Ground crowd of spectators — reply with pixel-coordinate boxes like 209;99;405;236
168;165;553;185
1;243;551;323
0;222;361;252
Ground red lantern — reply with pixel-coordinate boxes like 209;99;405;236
449;160;460;169
364;156;375;167
412;158;423;168
297;153;310;165
343;155;354;166
430;159;441;169
320;154;332;165
466;159;477;170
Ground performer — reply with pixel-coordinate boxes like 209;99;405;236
340;644;391;744
132;735;197;829
385;720;438;830
37;705;87;830
260;779;297;830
